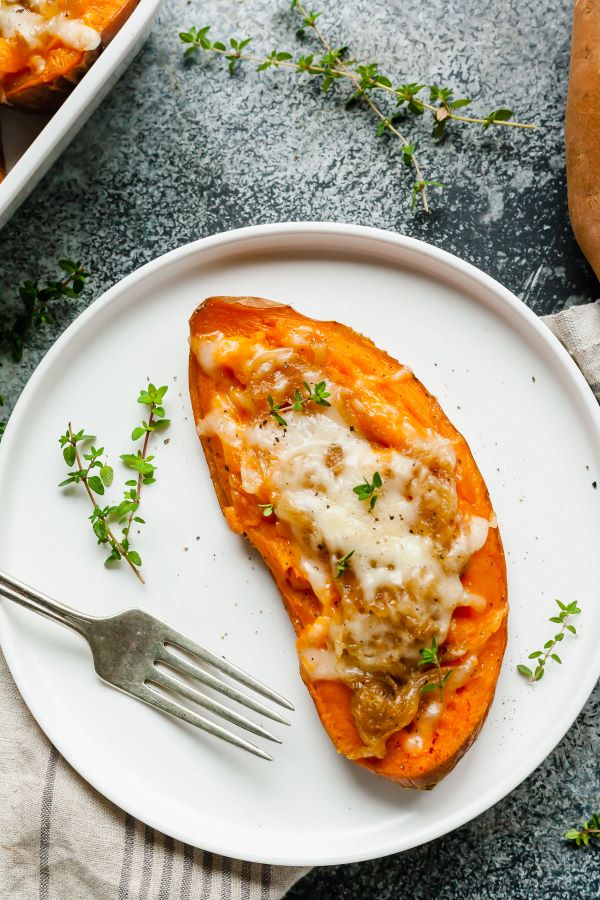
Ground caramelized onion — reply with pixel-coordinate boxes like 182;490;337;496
349;674;421;758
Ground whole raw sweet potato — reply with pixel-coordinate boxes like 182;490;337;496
566;0;600;280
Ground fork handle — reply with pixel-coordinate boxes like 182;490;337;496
0;569;94;638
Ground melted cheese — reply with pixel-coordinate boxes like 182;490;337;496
196;330;495;753
192;332;294;382
197;407;242;450
0;2;100;51
238;408;489;669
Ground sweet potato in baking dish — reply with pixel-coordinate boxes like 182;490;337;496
0;0;139;112
189;296;508;788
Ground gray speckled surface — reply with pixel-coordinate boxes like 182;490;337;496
1;0;599;895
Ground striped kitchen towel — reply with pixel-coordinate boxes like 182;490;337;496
1;301;598;900
544;299;600;399
0;650;308;899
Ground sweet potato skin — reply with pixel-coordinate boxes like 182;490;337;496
1;0;140;113
0;123;4;182
4;49;101;113
189;296;508;788
566;0;600;280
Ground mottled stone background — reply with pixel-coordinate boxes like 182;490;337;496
1;0;599;896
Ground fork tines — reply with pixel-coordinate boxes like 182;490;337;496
143;625;294;761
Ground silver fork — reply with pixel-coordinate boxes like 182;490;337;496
0;570;293;761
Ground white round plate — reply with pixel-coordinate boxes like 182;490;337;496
1;224;599;866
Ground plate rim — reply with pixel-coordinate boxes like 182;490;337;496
1;221;599;865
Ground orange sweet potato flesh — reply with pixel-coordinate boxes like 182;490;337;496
0;0;139;112
189;296;508;788
566;0;600;281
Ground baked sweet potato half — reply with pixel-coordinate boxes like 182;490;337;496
0;0;139;112
189;296;508;788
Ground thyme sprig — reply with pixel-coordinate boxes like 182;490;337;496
418;636;452;695
334;549;354;579
116;383;170;562
179;1;535;210
0;260;90;437
59;427;144;582
517;599;581;683
565;814;600;847
0;259;90;363
58;384;169;583
268;380;331;427
353;471;383;510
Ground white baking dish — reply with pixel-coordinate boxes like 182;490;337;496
0;0;162;230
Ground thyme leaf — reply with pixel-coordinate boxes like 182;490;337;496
334;549;354;578
565;813;600;847
418;636;451;695
353;471;383;510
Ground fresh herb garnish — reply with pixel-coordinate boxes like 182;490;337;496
517;599;581;683
0;259;90;363
258;502;275;517
116;383;170;563
58;427;142;579
268;380;331;427
306;381;331;406
334;549;354;578
418;636;452;695
268;394;288;427
58;384;169;583
0;260;90;436
353;471;383;510
179;2;535;211
565;813;600;847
